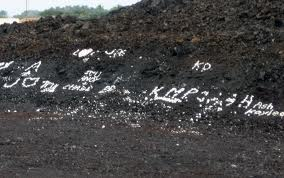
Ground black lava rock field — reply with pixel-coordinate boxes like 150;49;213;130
0;0;283;177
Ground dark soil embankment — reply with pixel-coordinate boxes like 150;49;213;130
0;0;283;176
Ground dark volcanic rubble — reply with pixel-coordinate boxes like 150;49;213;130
0;0;283;177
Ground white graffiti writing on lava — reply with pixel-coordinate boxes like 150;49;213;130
78;49;93;58
72;48;127;60
3;78;21;88
148;86;284;118
1;52;283;121
21;61;42;77
181;88;199;99
0;61;102;93
40;81;59;93
22;77;40;88
149;87;183;103
73;49;97;63
238;95;254;109
242;98;283;117
105;49;127;58
192;60;212;72
2;61;42;89
225;94;237;106
63;70;102;92
78;70;102;83
99;85;116;94
62;83;93;92
0;61;14;70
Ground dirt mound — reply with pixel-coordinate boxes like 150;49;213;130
0;0;283;176
138;0;190;8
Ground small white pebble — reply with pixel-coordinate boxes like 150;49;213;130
83;58;89;63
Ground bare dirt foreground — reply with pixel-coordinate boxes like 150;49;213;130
0;0;283;177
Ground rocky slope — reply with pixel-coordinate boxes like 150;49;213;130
0;0;283;176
